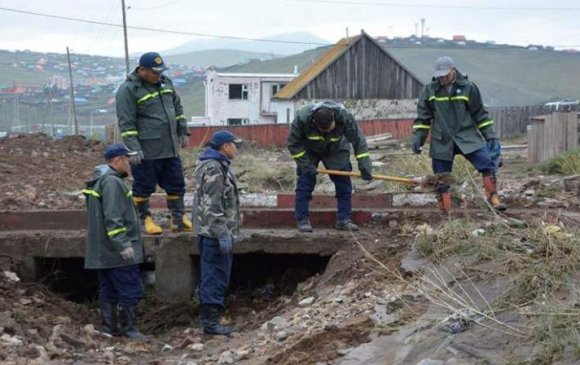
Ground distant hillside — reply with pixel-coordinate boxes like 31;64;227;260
163;32;330;56
164;49;280;68
228;46;580;106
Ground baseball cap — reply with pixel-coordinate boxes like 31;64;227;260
103;144;137;160
139;52;168;72
433;56;455;77
210;130;242;148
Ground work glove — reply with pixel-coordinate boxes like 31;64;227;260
129;151;144;166
486;139;503;169
218;234;233;255
120;246;135;260
357;158;373;181
300;164;318;177
412;134;425;154
179;135;189;148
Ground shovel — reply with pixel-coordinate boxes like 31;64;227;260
317;168;424;185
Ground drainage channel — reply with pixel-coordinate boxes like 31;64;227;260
34;253;332;305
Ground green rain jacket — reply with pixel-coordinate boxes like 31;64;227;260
287;101;371;172
83;165;143;269
116;70;188;159
413;72;497;161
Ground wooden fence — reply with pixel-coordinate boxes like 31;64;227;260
527;112;578;164
187;119;414;148
490;104;578;139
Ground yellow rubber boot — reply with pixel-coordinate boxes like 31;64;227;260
133;197;163;235
143;216;163;235
181;215;193;232
167;194;192;232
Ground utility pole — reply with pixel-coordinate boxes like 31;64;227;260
121;0;130;75
66;46;79;136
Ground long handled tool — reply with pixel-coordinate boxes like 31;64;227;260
317;168;424;185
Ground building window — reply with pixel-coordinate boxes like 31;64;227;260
227;118;249;126
229;84;248;100
271;83;287;95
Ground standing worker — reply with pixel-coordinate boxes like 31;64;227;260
412;56;506;214
83;144;148;340
192;130;241;336
287;100;373;232
116;51;192;234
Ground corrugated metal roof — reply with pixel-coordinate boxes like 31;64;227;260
273;34;363;100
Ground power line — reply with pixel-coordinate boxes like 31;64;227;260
288;0;580;11
0;6;331;46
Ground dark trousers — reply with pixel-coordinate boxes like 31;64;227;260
432;145;496;193
98;265;144;307
295;162;353;222
198;236;233;308
131;157;185;197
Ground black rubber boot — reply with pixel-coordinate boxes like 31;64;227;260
119;305;149;340
334;220;359;231
297;218;313;232
99;302;119;336
200;304;235;336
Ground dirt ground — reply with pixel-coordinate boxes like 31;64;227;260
1;133;580;364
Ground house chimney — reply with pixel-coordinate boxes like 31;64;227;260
293;65;298;74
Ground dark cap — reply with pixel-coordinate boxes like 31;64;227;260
210;130;242;149
433;56;455;77
103;144;137;160
139;52;168;72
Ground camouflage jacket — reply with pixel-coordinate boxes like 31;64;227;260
192;148;240;240
116;70;188;160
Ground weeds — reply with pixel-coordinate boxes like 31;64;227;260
539;149;580;175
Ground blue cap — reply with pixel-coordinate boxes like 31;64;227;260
210;130;242;148
103;144;137;160
139;52;168;72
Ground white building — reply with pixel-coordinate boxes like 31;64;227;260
204;70;296;126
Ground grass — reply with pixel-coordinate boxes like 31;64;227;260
539;149;580;175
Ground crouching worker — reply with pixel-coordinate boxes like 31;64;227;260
83;144;148;340
193;130;242;335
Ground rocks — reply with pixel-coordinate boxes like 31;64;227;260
267;316;290;330
299;297;315;307
417;360;445;365
3;271;20;282
218;350;235;364
187;343;204;352
275;331;288;341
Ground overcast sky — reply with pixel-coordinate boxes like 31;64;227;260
1;0;580;57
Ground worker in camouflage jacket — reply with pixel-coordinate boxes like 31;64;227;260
192;130;241;336
116;51;192;235
412;56;506;213
83;144;147;340
287;100;372;232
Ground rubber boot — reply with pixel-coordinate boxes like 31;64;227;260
99;302;119;336
297;217;313;232
482;175;507;211
119;305;149;340
167;195;193;232
437;192;452;215
133;197;162;235
334;220;359;231
199;304;235;336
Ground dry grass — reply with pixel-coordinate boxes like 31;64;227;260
539;148;580;175
353;213;580;362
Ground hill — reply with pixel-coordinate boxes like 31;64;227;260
162;31;330;56
164;49;280;69
227;45;580;106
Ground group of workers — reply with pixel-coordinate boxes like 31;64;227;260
82;51;505;339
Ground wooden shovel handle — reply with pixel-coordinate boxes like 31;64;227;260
317;168;420;184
